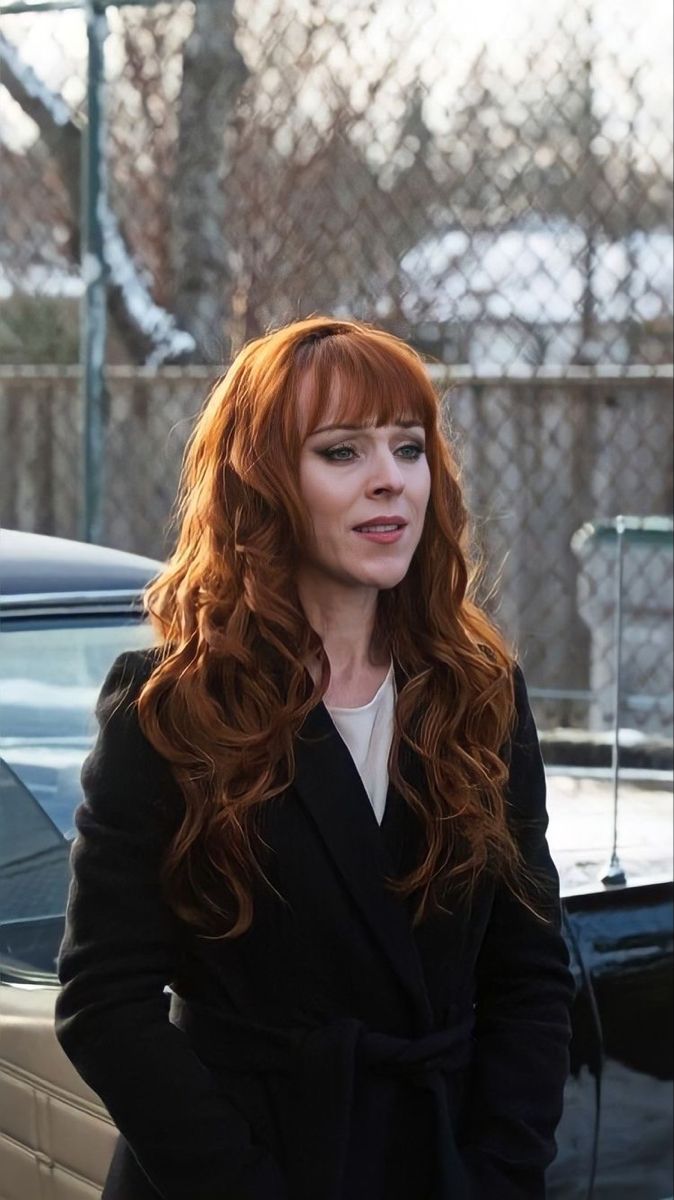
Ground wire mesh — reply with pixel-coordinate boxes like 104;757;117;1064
0;0;672;736
1;364;671;735
1;0;672;367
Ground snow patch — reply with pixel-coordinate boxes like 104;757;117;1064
401;218;674;327
0;33;71;128
98;201;196;364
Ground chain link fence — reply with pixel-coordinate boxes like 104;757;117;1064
1;362;671;737
1;0;672;368
0;0;672;738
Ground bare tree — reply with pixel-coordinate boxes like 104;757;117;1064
170;0;249;360
0;31;192;364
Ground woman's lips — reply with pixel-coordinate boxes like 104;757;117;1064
353;524;406;544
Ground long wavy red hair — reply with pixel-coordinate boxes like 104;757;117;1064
136;316;542;936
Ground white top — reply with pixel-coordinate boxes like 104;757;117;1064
325;662;396;825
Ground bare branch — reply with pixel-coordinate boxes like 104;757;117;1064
0;31;194;364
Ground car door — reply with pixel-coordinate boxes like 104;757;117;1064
0;604;154;1200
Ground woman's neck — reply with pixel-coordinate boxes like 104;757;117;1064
296;571;389;695
321;657;392;708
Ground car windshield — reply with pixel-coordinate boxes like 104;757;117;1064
0;616;155;982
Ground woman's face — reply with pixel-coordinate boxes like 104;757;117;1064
297;397;432;593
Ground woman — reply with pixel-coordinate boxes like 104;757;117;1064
56;316;574;1200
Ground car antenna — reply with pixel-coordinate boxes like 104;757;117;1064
600;514;627;888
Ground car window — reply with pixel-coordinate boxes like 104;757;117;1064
0;616;155;983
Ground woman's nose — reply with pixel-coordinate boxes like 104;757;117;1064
367;450;405;494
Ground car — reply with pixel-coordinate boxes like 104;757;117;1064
0;529;672;1199
0;529;159;1199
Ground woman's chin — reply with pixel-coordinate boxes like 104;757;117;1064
355;565;411;591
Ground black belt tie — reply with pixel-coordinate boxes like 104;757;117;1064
172;997;474;1200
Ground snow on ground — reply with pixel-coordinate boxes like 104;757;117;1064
546;772;673;892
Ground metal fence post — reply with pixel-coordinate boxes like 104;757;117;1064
80;0;109;543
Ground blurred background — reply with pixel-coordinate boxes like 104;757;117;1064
0;0;672;739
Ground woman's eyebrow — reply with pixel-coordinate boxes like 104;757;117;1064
309;420;424;436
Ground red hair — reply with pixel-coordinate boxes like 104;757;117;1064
137;316;540;936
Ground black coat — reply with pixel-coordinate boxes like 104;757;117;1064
55;648;574;1200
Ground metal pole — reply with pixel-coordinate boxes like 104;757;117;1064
601;514;627;886
80;0;109;543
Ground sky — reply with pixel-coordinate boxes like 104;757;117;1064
1;0;672;159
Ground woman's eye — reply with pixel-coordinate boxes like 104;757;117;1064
321;444;358;461
396;443;424;459
319;441;425;462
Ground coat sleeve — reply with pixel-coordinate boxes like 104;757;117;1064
461;664;576;1200
55;650;288;1200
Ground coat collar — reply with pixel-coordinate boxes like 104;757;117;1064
292;682;433;1027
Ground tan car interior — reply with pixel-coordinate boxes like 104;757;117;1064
0;985;115;1200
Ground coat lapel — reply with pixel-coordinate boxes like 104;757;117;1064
292;696;433;1026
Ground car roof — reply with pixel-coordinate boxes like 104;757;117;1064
0;529;162;597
